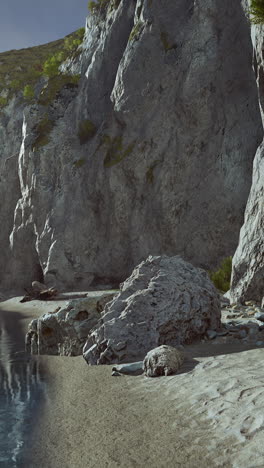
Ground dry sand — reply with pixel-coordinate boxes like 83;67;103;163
1;296;264;468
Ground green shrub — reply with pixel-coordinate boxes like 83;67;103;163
0;96;8;107
23;84;34;100
38;74;80;106
209;256;232;292
0;31;83;101
43;51;66;78
88;0;111;14
64;28;85;53
32;114;54;150
78;120;97;144
250;0;264;23
10;79;21;90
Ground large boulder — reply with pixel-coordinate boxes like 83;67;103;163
143;345;184;377
26;292;115;356
83;255;221;365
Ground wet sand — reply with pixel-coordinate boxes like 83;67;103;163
1;296;264;467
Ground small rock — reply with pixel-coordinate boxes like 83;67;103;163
220;294;230;307
216;330;228;336
206;329;217;340
226;313;242;319
112;362;143;375
114;341;127;352
254;312;264;322
238;329;247;339
32;280;47;292
111;371;123;377
246;310;256;316
255;341;264;347
245;301;256;306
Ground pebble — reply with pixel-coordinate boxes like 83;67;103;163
216;330;228;336
255;341;264;347
206;330;217;340
112;371;123;377
246;309;256;316
254;312;264;322
238;329;247;339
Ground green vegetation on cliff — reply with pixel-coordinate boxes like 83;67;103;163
0;96;8;108
23;84;35;100
32;114;54;150
209;256;232;293
0;28;84;107
78;120;97;144
102;135;135;167
88;0;120;14
38;74;80;106
250;0;264;23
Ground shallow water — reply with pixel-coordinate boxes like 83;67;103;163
0;309;46;467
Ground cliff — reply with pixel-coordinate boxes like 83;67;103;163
230;1;264;303
0;0;263;296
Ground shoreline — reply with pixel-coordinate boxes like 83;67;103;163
1;296;264;467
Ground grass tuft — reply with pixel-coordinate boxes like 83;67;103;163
209;256;232;293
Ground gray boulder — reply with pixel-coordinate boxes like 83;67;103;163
143;345;184;377
26;292;115;356
83;255;221;365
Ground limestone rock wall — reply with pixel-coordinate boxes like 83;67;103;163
0;0;262;291
230;13;264;303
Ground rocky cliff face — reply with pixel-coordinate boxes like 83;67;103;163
230;9;264;304
0;0;262;291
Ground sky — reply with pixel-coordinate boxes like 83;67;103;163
0;0;88;53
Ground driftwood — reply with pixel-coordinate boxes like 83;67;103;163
20;287;58;303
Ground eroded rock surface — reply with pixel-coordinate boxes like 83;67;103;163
26;292;115;355
143;345;185;377
230;16;264;304
83;255;221;365
0;0;262;291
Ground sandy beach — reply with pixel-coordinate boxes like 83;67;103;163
1;296;264;468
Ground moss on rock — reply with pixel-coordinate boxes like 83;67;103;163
38;74;80;106
102;135;135;168
78;120;97;145
32;114;54;150
129;21;144;42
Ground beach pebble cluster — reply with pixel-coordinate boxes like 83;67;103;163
204;299;264;346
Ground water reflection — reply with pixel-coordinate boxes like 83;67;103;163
0;309;46;467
